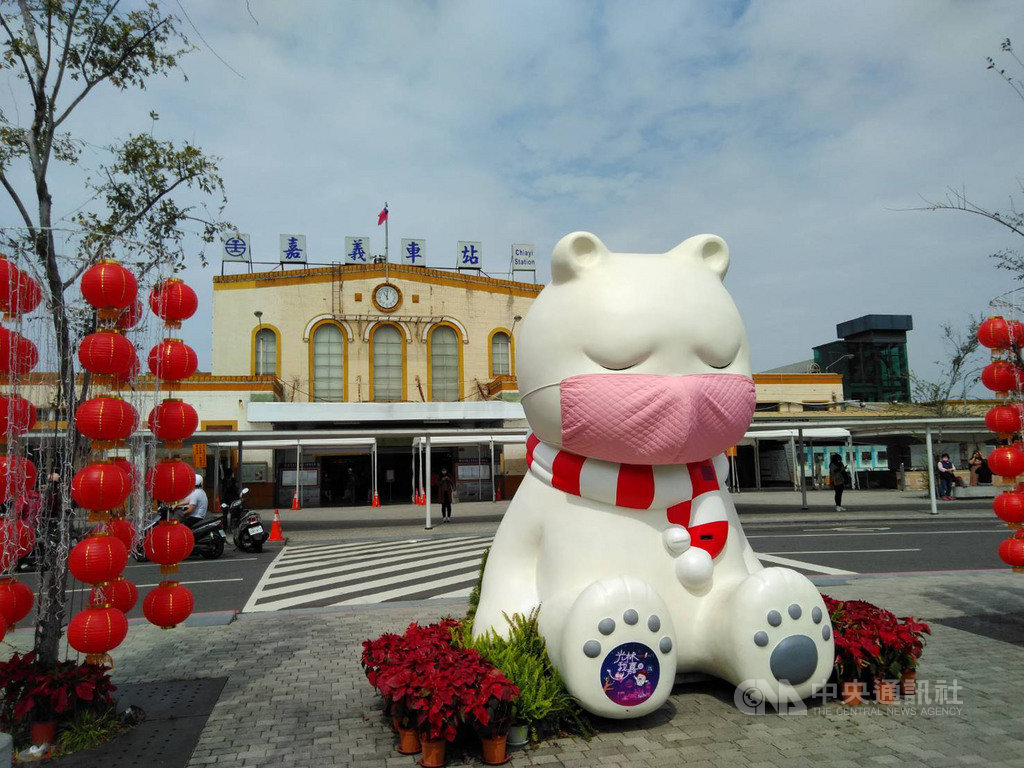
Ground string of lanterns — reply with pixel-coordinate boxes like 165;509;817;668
142;277;200;629
0;257;41;642
978;316;1024;572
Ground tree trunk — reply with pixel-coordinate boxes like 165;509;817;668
31;183;78;670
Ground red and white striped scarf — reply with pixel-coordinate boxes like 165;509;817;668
526;434;729;559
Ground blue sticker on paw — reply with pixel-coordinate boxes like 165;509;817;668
600;642;659;706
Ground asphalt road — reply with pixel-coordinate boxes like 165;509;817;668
14;515;1014;619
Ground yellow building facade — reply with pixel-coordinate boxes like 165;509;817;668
211;263;540;403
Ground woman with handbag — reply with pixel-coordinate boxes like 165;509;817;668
829;453;848;512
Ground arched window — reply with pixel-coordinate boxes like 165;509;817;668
491;331;511;376
372;324;403;402
430;326;460;401
312;324;344;401
254;328;277;376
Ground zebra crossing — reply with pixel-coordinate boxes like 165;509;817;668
242;535;493;613
241;535;852;613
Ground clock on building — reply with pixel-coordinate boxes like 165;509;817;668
372;283;402;312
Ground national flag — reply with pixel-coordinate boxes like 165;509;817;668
378;203;388;226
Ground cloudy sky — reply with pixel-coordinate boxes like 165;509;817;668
4;0;1024;385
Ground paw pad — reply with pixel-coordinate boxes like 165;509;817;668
751;602;829;685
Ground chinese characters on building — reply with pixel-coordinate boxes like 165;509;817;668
279;234;307;263
457;241;482;270
401;238;425;266
345;236;370;264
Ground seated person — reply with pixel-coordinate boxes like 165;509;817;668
184;474;208;528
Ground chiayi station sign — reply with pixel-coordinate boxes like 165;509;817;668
512;244;536;272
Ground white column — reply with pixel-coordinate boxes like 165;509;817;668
425;436;433;529
295;442;301;507
925;425;938;516
798;429;808;510
489;439;496;501
753;438;762;490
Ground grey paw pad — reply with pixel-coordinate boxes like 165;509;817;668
811;606;822;624
822;625;831;641
623;609;638;625
769;635;818;685
753;631;769;647
659;636;672;653
598;618;615;635
767;610;782;627
647;615;661;632
788;604;802;620
583;640;601;658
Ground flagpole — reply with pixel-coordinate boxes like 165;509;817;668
384;201;389;282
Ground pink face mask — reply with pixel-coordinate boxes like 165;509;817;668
559;373;756;465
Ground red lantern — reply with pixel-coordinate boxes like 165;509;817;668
986;404;1023;436
143;520;194;568
978;316;1012;349
78;331;136;378
148;399;198;446
0;259;42;318
994;492;1024;527
982;361;1024;393
998;530;1024;571
0;577;34;626
989;445;1024;478
149;279;198;328
143;581;194;628
68;534;128;584
71;462;131;511
106;518;136;550
80;261;137;315
113;354;141;389
90;577;138;613
146;459;196;502
110;457;141;490
0;518;35;569
75;396;138;443
0;328;39;377
115;299;144;330
0;455;36;500
147;339;197;381
0;395;37;440
67;605;128;660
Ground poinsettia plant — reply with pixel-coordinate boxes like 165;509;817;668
464;665;520;739
822;595;930;683
0;652;117;724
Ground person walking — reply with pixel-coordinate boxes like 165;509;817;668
829;454;848;512
968;450;984;486
439;467;456;522
937;453;956;500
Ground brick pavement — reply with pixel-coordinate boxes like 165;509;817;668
5;569;1023;767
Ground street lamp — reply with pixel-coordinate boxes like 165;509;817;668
825;353;854;373
254;311;263;375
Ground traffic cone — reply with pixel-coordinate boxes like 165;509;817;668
418;489;425;505
291;490;300;511
268;509;284;542
495;485;502;501
372;490;380;507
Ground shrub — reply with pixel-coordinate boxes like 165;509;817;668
57;707;125;754
0;652;117;726
453;610;592;742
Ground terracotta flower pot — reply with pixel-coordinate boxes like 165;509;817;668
841;680;865;705
481;734;509;765
396;726;421;755
418;737;446;767
30;720;56;746
900;669;917;696
874;679;899;705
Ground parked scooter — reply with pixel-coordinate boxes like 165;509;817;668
132;502;227;561
222;488;268;553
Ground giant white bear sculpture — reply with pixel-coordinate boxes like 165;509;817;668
473;231;834;718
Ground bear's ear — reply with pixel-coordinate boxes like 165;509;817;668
668;234;729;280
550;231;609;284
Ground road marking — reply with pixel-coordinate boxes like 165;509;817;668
124;557;260;569
748;529;1005;539
762;548;919;555
71;577;244;593
241;543;291;613
274;535;489;571
803;526;892;532
331;571;481;606
756;553;857;575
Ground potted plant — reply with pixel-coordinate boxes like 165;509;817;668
0;652;117;747
465;666;519;765
408;663;463;768
375;657;421;755
895;616;930;696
